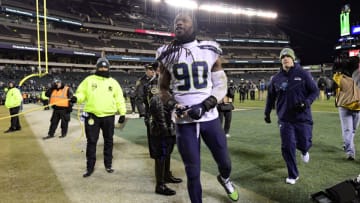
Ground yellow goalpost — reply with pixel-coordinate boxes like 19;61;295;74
19;0;48;86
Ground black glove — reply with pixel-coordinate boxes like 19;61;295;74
264;114;271;123
188;103;206;120
51;83;57;89
118;115;125;123
70;96;77;104
188;96;217;120
294;101;307;112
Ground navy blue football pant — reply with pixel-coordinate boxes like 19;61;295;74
176;118;232;203
279;121;312;179
84;114;115;171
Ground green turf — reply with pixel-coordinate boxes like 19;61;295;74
0;106;70;203
118;97;358;203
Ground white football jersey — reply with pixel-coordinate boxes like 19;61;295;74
157;40;222;123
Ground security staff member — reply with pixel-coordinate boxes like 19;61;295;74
217;80;235;137
41;87;50;110
134;69;152;118
138;63;182;196
135;65;156;141
72;57;126;177
4;81;22;133
43;78;73;139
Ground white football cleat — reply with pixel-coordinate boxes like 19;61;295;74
285;177;299;185
301;152;310;163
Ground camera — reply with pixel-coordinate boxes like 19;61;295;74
333;55;359;76
311;174;360;203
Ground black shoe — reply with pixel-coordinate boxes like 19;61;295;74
155;184;176;196
42;135;55;140
105;168;114;173
347;155;355;161
83;170;94;178
165;175;183;184
59;135;66;138
4;128;15;133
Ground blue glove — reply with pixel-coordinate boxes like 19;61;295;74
188;103;206;120
188;96;217;120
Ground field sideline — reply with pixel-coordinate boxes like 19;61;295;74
0;97;357;203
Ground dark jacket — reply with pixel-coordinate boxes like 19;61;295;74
265;64;319;123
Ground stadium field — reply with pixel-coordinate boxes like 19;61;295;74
120;97;358;203
0;97;357;203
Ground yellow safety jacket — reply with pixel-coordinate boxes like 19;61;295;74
41;91;49;100
75;75;126;117
5;87;22;108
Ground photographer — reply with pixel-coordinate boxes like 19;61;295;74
332;56;360;160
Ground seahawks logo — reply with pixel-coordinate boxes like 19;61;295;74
91;83;97;90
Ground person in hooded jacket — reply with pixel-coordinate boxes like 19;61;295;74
4;81;22;133
332;56;360;160
264;48;319;185
72;57;127;178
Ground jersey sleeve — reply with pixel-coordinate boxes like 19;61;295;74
198;41;222;59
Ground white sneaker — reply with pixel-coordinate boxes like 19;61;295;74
301;152;310;163
217;175;239;201
226;134;230;138
285;177;299;185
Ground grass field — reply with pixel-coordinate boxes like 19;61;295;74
0;108;70;202
0;95;357;203
119;96;358;203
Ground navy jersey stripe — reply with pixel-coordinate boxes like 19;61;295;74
198;45;222;55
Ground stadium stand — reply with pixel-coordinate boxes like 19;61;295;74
0;0;320;98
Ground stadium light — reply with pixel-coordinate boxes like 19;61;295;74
165;0;198;10
199;4;277;19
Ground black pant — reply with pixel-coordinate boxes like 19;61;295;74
130;97;136;113
9;106;21;130
48;109;70;136
84;114;115;170
218;110;232;134
239;93;245;102
42;99;49;110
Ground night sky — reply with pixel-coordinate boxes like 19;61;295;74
230;0;360;65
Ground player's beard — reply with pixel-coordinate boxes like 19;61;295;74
175;31;196;45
